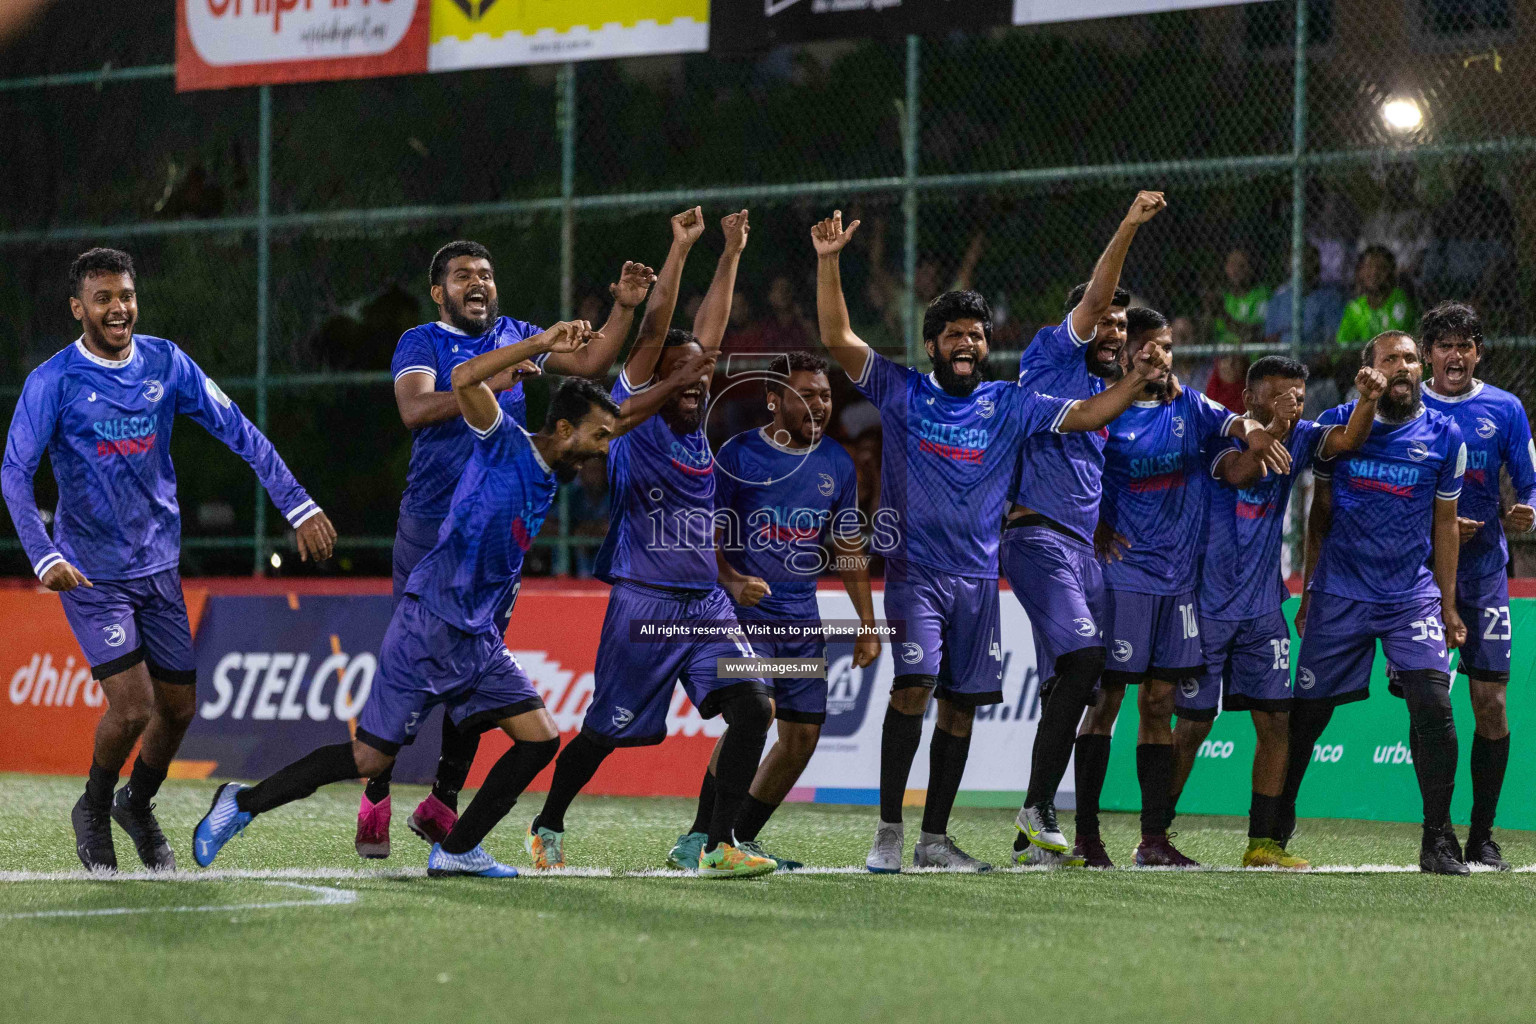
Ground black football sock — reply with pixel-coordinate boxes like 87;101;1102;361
1136;744;1173;837
441;738;559;855
124;755;167;810
236;743;361;816
432;716;481;812
1400;671;1457;833
689;768;717;836
921;727;972;836
734;794;778;844
1025;649;1103;809
85;762;119;813
707;699;772;852
1073;734;1112;838
531;735;610;834
363;765;392;804
1280;702;1334;816
1249;792;1279;840
1469;732;1510;840
879;705;924;825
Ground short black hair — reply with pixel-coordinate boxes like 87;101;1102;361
69;248;135;298
1247;355;1310;388
1419;301;1484;353
430;240;492;288
1359;244;1396;271
664;328;701;349
922;290;992;345
1125;306;1168;339
1065;282;1131;317
542;377;621;433
1362;330;1415;368
765;351;830;398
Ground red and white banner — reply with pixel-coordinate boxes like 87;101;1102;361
176;0;430;92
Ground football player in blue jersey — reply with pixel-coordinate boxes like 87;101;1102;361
193;322;712;877
811;212;1179;873
1415;302;1535;869
358;240;655;858
664;351;879;870
1290;331;1470;874
2;248;337;872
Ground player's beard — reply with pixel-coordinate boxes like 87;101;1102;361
661;391;705;434
932;350;983;397
551;457;581;484
443;290;499;335
1377;374;1423;423
1084;340;1121;380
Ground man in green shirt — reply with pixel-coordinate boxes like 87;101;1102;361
1213;246;1270;345
1337;245;1415;346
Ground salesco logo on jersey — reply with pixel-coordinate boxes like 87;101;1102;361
1405;440;1430;462
818;473;835;497
976;396;995;419
1476;416;1498;439
1172;416;1185;438
1112;639;1133;663
142;379;164;403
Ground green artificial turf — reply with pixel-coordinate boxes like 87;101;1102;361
3;773;1535;1023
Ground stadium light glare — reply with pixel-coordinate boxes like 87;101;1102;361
270;552;282;569
1382;97;1424;133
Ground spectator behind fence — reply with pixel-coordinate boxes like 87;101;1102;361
1211;246;1269;345
733;274;815;352
1337;245;1414;346
566;458;611;578
1421;157;1518;322
1205;352;1249;415
1264;244;1345;349
1306;181;1362;289
1357;164;1433;287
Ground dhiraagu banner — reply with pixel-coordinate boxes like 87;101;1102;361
1101;596;1536;830
429;0;710;71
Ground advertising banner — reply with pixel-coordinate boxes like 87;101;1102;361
708;0;1011;54
429;0;710;72
1013;0;1275;25
176;0;431;92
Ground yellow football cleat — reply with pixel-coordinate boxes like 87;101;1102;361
698;841;776;879
1243;838;1310;870
525;825;565;870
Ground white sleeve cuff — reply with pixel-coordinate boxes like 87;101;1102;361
1050;400;1079;435
33;553;64;580
619;366;654;394
1209;448;1238;480
1064;308;1093;347
1436;489;1462;501
470;409;505;439
1221;412;1240;438
285;500;321;528
1313;424;1339;459
393;365;436;383
850;348;875;387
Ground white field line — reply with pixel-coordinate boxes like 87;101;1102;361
0;881;356;920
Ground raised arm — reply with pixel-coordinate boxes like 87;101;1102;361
1319;368;1385;460
692;210;750;354
1057;340;1170;432
812;211;874;381
613;347;718;437
1433;496;1467;649
451;322;592;433
545;261;657;377
1070;190;1166;340
624;208;704;388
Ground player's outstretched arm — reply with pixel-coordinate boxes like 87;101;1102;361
546;261;658;378
1;375;90;589
1057;337;1170;431
833;533;880;668
812;211;874;381
394;360;542;431
625;208;704;388
692;211;749;355
1069;190;1166;341
613;347;717;436
1320;368;1385;460
1433;496;1467;649
451;321;595;432
1219;387;1302;487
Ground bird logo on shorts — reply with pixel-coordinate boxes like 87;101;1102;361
1180;678;1199;699
1172;416;1186;438
1298;667;1316;690
1406;440;1430;462
976;397;995;419
1112;640;1133;663
612;707;634;730
103;624;127;648
1073;618;1096;637
818;473;835;497
1477;416;1498;439
900;642;923;665
142;379;164;403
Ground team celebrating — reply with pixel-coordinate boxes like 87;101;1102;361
4;189;1532;878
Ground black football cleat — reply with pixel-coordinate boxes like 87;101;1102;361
111;787;176;871
72;793;118;872
1419;829;1470;876
1464;834;1511;872
1275;805;1297;850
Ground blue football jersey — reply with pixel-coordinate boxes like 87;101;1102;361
1419;380;1536;581
853;350;1075;579
1012;317;1109;542
593;368;718;589
1312;402;1466;603
1100;389;1238;596
391;317;547;519
1201;418;1333;620
404;410;556;634
2;336;315;582
714;427;861;620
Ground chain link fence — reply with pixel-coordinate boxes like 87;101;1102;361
4;0;1535;579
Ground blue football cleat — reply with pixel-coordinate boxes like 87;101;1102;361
193;782;252;867
427;844;520;878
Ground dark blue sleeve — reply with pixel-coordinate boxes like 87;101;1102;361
1;368;64;578
1192;390;1239;443
850;350;909;411
1503;397;1536;507
390;328;439;385
1437;420;1466;501
171;344;320;530
830;449;862;541
1312;404;1349;480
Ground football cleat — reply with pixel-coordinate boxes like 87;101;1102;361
354;793;391;859
1464;834;1511;872
193;783;252;867
697;842;776;879
913;831;992;872
526;825;565;870
737;839;801;871
1013;843;1085;868
427;843;519;878
72;793;117;873
1015;802;1070;853
1242;838;1309;870
666;831;707;871
1420;829;1470;876
1133;833;1200;868
407;793;458;846
1073;834;1115;869
865;821;904;874
111;788;175;871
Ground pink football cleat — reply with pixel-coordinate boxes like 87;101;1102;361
355;793;391;859
407;793;459;846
